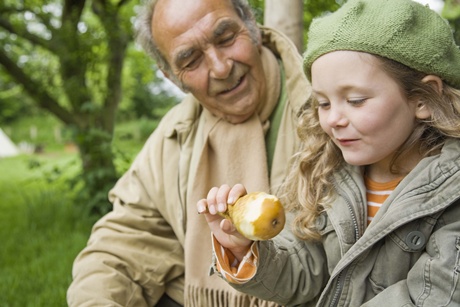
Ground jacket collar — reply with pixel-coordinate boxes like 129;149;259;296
330;138;460;279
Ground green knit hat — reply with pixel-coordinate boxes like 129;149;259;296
303;0;460;88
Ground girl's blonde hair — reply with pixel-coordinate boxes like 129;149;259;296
282;55;460;241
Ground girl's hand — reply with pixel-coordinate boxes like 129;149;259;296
197;184;253;260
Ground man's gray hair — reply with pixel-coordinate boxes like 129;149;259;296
134;0;260;76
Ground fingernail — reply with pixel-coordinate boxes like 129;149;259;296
209;206;217;215
218;203;226;212
197;204;206;213
227;197;235;204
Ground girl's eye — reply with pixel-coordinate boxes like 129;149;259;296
347;98;367;105
317;101;330;109
312;95;330;109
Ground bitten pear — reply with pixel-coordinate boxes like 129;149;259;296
221;192;286;241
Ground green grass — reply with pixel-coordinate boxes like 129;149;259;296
0;114;158;306
0;154;98;307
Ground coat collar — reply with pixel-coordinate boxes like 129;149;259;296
329;138;460;280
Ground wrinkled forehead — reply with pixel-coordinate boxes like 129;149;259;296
151;0;240;62
152;0;237;40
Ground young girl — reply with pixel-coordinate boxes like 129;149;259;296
197;0;460;305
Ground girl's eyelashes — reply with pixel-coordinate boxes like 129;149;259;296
347;98;367;105
311;96;329;109
314;98;367;109
312;92;368;109
317;101;330;109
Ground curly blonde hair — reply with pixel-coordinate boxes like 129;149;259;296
282;55;460;241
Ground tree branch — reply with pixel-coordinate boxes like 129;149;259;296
0;49;76;125
34;10;58;36
93;0;130;132
0;5;55;32
62;0;86;26
0;16;53;51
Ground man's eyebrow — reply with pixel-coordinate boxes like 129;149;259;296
174;48;194;67
213;19;238;39
173;19;239;67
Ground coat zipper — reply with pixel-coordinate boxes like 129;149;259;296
328;178;361;307
329;267;349;307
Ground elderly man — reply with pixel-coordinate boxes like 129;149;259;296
67;0;309;306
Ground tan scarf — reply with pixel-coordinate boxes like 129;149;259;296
184;47;283;307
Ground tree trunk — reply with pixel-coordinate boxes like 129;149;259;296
264;0;304;53
75;126;118;215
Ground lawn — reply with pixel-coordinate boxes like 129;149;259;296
0;153;98;307
0;115;153;306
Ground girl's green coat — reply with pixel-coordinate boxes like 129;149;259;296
228;139;460;306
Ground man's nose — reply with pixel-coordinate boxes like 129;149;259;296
206;48;232;79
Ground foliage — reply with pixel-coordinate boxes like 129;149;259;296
248;0;265;23
443;0;460;45
0;0;139;214
118;43;181;121
303;0;342;42
123;69;181;121
0;0;183;214
0;75;36;124
248;0;341;47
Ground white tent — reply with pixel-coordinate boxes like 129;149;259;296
0;128;19;158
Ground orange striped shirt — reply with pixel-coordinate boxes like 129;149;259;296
365;176;403;225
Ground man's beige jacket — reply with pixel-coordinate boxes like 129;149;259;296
67;26;310;307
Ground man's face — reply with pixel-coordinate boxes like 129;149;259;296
152;0;266;124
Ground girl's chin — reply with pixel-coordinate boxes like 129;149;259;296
342;157;369;167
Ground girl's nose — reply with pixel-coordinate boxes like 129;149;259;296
326;105;349;128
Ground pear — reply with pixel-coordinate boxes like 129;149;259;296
221;192;286;241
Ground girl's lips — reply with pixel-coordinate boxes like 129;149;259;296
336;138;359;146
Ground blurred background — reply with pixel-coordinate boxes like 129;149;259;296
0;0;458;305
